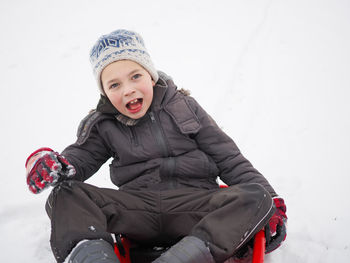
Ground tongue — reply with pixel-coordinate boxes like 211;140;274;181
128;100;142;110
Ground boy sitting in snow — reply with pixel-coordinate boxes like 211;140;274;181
25;29;287;263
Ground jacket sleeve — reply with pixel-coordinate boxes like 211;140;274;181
186;96;277;197
61;121;112;182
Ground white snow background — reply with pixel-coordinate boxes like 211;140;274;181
0;0;349;262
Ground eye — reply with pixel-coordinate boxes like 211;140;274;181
132;73;142;80
110;83;120;89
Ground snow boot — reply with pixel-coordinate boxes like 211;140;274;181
66;239;120;263
152;236;215;263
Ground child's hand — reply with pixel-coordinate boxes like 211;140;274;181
265;197;287;253
25;148;76;194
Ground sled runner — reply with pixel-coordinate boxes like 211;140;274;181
252;229;266;263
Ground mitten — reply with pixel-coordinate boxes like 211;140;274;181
25;147;76;194
265;197;287;253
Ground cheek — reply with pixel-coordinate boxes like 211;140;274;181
107;93;124;109
141;82;154;99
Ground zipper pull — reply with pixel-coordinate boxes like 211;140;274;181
149;111;156;122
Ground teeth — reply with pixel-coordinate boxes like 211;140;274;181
129;99;138;104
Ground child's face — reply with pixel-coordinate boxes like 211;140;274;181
101;60;155;119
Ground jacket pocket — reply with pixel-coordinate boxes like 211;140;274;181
164;97;201;134
175;150;219;179
109;158;162;187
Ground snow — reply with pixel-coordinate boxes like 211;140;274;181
1;0;350;262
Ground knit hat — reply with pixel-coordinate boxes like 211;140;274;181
89;29;159;94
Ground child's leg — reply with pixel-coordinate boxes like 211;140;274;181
159;183;275;263
45;181;159;263
192;184;274;262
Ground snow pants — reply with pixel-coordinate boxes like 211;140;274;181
45;181;275;263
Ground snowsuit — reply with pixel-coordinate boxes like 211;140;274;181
46;72;276;263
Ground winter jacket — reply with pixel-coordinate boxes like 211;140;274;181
62;72;276;196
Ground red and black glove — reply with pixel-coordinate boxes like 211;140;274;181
265;197;287;253
25;147;76;194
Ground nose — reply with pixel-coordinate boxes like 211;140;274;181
123;83;136;97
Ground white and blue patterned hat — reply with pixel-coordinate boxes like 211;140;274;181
90;29;159;95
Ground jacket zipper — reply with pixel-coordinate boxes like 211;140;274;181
149;111;169;157
149;111;177;187
129;126;139;146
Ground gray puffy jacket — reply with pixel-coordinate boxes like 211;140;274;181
62;72;276;196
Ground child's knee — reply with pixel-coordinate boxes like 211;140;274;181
210;183;272;211
45;181;84;218
240;183;271;199
237;183;272;211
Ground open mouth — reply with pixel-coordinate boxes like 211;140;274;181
126;98;143;113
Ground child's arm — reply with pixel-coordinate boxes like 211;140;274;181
60;124;112;182
25;114;112;194
187;97;277;197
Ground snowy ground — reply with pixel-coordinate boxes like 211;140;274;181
1;0;350;262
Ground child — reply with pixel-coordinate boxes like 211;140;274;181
25;29;287;263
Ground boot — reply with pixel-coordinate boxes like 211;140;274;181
66;239;120;263
152;236;215;263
